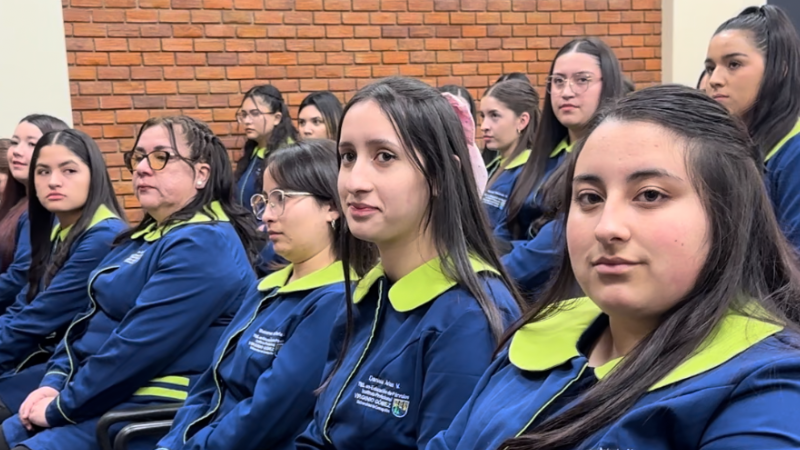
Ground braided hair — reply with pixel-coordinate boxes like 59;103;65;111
117;116;262;264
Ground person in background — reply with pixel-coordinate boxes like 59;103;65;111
156;139;376;450
706;5;800;248
500;37;627;294
234;85;298;209
0;140;11;201
297;92;343;141
480;80;540;239
295;76;521;450
441;89;488;196
0;115;68;310
0;129;126;417
427;84;800;450
0;116;257;450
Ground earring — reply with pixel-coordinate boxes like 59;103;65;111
516;128;521;135
330;220;336;230
196;181;203;187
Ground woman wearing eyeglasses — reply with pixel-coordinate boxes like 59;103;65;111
235;85;298;210
0;116;258;450
155;140;376;450
500;37;628;294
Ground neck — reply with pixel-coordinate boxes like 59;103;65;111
500;141;519;161
588;314;657;367
567;127;583;146
288;245;336;283
377;228;438;283
256;134;270;149
55;209;83;230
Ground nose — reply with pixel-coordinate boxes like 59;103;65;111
261;203;278;224
47;171;63;189
480;116;490;133
593;197;631;246
708;67;724;90
134;155;153;178
10;143;23;158
340;155;373;199
560;85;576;99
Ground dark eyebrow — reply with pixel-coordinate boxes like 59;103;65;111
35;160;79;170
133;145;175;153
366;138;400;148
573;169;684;185
705;52;748;65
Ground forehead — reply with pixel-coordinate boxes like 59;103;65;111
14;121;42;139
299;105;322;117
136;123;190;154
576;120;688;178
479;94;511;112
340;100;399;142
37;144;80;163
552;51;601;76
708;30;761;58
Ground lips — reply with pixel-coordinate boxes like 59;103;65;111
592;256;640;275
46;193;65;200
559;104;577;110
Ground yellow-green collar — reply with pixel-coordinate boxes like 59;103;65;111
353;256;499;312
503;149;531;170
51;204;118;242
509;297;783;392
254;147;267;159
257;261;347;293
131;201;229;242
765;118;800;162
549;138;574;158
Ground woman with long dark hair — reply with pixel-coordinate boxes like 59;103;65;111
0;116;257;450
705;5;800;249
0;115;68;309
234;85;298;209
500;37;626;294
0;129;126;416
295;77;522;450
426;85;800;450
297;92;343;140
156;140;376;450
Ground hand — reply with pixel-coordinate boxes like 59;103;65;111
19;387;58;430
26;397;53;429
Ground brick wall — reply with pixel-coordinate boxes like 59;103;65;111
63;0;661;221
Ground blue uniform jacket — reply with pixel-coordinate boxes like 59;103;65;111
295;257;520;450
484;142;570;242
0;205;124;375
765;119;800;250
427;298;800;450
501;219;561;294
156;261;348;450
236;147;265;209
0;211;32;310
38;203;255;428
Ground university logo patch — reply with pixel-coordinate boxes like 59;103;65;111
391;398;409;418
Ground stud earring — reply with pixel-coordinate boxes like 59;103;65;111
330;220;336;230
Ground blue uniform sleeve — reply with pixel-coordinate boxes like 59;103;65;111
45;228;252;427
174;290;342;450
426;355;508;450
768;141;800;250
40;335;73;391
501;220;561;293
155;367;218;450
700;357;800;449
0;224;119;373
416;308;499;449
0;213;31;310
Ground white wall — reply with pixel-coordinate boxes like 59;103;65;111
662;0;766;86
0;0;73;138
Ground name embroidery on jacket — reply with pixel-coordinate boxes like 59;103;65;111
482;190;507;209
354;375;410;418
248;329;284;356
124;250;145;265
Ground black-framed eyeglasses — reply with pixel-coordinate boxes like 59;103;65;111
123;150;195;173
546;73;601;95
251;189;314;217
236;109;274;123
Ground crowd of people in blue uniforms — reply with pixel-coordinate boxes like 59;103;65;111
0;4;799;450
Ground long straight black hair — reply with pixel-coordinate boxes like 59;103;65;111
233;85;299;181
505;37;625;240
298;91;344;140
263;139;377;274
499;84;800;450
712;5;800;158
0;115;69;271
320;76;526;390
116;116;261;264
27;129;126;301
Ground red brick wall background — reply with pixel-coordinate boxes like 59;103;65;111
62;0;661;221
